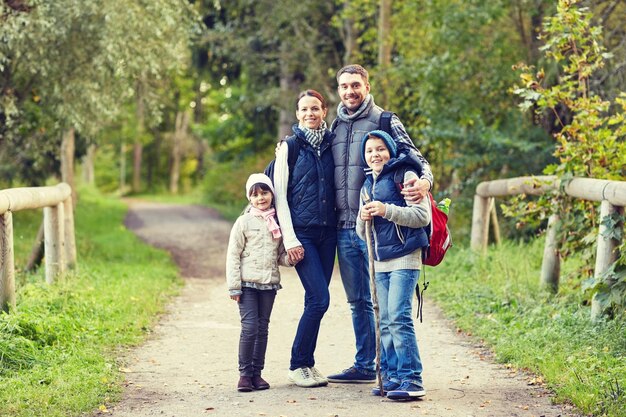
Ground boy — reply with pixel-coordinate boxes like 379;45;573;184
356;130;431;399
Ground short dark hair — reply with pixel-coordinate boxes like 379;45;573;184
296;89;327;111
336;64;369;83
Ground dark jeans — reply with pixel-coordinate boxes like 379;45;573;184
238;287;277;377
290;226;337;370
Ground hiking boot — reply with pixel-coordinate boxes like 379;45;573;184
371;380;401;396
252;375;270;390
288;367;318;388
386;381;426;400
309;367;328;386
237;376;254;392
327;366;376;383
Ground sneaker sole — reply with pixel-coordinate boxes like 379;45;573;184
327;378;375;384
288;377;321;388
386;390;426;399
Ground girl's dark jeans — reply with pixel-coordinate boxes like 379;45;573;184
238;287;277;377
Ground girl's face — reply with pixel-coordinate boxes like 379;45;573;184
249;188;273;210
296;96;327;129
363;137;390;174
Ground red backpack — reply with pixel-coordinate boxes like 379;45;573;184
422;192;452;266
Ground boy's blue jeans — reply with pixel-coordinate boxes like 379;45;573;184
375;269;423;385
336;228;376;373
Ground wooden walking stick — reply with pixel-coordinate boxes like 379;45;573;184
361;189;384;396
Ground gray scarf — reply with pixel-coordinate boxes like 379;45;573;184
336;94;373;122
299;120;328;154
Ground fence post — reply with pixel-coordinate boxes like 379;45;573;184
540;214;561;292
0;211;15;313
471;195;491;252
63;196;76;269
44;202;65;284
591;201;622;321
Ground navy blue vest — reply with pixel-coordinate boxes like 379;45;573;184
288;127;336;229
362;154;428;261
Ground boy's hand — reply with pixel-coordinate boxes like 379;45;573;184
362;201;386;217
230;295;241;303
401;178;429;203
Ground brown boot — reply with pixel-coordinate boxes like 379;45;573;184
237;376;253;392
252;375;270;390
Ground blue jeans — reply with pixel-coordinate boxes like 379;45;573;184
336;228;376;373
238;287;277;377
375;269;423;385
290;226;337;370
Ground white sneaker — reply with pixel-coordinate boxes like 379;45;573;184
288;367;318;387
309;367;328;386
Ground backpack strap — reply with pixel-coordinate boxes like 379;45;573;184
379;111;394;135
283;135;300;172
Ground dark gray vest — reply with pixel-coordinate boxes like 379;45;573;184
331;101;383;228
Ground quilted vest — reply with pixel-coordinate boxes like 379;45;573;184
288;128;336;228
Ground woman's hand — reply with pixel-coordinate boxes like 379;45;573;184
362;201;386;218
287;245;305;265
401;178;430;203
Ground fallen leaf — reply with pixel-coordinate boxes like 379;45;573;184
119;367;133;373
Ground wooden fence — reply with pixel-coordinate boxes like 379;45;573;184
0;183;76;312
470;176;625;319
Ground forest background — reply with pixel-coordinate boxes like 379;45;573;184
1;1;626;416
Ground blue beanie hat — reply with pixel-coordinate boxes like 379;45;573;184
361;130;397;164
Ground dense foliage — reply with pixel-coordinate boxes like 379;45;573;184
509;0;626;316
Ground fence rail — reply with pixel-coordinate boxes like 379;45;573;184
0;183;76;312
471;176;625;320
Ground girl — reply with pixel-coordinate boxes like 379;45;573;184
356;130;431;400
274;89;337;388
226;173;292;392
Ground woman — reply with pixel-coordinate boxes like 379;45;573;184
274;89;337;388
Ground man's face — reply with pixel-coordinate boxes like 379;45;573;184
337;72;370;114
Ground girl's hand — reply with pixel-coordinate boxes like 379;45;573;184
362;201;386;217
287;245;304;265
230;295;241;303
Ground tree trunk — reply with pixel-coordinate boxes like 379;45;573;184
120;141;127;193
170;110;190;194
377;0;392;108
342;0;357;64
133;81;146;193
60;127;76;206
278;47;301;141
82;143;96;185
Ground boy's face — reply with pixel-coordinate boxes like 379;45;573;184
363;137;390;174
337;73;370;114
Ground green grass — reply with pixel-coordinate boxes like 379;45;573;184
0;186;181;417
427;240;625;417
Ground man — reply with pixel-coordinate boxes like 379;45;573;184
327;64;433;384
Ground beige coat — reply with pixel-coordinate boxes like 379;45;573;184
226;211;290;293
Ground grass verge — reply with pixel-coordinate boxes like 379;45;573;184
0;187;181;417
427;240;625;417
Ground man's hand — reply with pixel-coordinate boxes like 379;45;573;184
230;294;241;303
401;178;430;203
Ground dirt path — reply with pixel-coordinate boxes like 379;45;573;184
106;200;580;417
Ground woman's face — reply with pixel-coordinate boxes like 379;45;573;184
296;95;327;129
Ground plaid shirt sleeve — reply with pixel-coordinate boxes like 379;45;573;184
389;114;434;188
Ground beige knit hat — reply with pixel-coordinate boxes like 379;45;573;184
245;173;275;200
